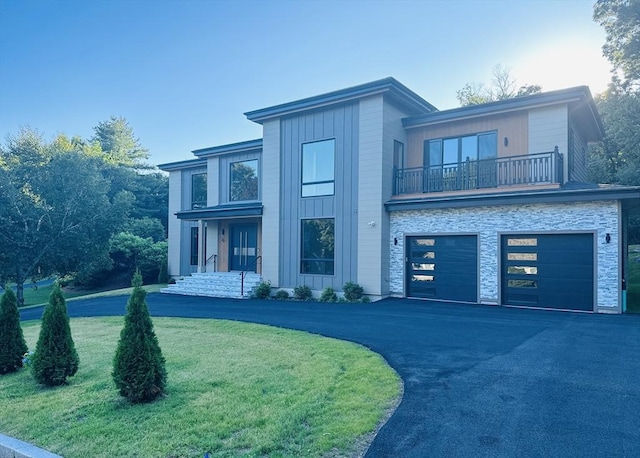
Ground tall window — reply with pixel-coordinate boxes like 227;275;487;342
190;227;198;265
302;139;335;197
301;219;335;275
230;159;259;201
191;173;207;209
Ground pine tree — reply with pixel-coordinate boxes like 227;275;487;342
31;283;79;385
113;272;166;403
0;287;28;374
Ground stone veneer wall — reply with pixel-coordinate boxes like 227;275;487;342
389;200;620;312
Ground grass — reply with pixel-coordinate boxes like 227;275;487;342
17;282;166;307
0;317;401;457
628;244;640;313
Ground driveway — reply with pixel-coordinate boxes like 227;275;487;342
21;295;640;457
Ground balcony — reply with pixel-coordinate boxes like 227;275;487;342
393;149;563;196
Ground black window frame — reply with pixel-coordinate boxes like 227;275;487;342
300;218;335;275
191;172;207;209
301;139;335;198
190;227;198;265
229;159;259;202
424;131;498;167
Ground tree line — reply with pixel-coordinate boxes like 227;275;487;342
0;117;169;305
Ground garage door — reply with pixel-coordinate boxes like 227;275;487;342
501;234;594;311
406;235;477;302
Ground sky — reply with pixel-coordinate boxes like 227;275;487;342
0;0;612;167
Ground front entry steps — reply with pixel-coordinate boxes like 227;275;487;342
160;272;263;299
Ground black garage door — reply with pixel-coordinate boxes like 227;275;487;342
406;235;477;302
501;233;594;311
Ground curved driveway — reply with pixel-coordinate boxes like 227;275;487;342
21;294;640;457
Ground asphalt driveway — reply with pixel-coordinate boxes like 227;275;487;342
21;295;640;457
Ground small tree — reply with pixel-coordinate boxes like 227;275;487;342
113;272;166;403
0;287;28;374
31;283;79;385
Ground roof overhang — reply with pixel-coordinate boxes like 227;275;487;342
157;158;207;172
192;139;263;158
402;86;604;141
385;185;640;212
244;77;437;124
176;202;263;220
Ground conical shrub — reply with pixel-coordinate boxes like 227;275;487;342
31;283;79;385
113;271;166;403
0;287;28;374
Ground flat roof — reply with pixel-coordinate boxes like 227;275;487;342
157;158;207;171
192;138;263;158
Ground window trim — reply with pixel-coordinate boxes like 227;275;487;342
301;138;336;198
300;217;335;276
229;158;259;202
424;130;497;167
191;172;207;210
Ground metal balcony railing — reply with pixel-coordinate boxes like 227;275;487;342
393;148;563;195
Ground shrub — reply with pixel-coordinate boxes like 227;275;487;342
31;284;79;386
274;290;290;300
113;272;167;403
319;287;338;302
253;281;272;299
343;281;364;302
293;285;313;301
361;296;371;303
0;287;28;374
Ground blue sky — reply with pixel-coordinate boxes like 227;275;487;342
0;0;611;166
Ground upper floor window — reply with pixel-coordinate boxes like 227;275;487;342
393;140;405;170
425;131;497;167
302;139;335;197
230;159;259;201
191;173;207;209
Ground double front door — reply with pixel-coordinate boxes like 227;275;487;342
229;224;258;271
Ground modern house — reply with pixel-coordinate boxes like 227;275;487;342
159;77;639;313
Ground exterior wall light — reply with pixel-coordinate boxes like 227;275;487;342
605;233;611;243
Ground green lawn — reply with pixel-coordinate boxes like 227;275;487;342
0;317;401;457
17;282;166;307
628;245;640;313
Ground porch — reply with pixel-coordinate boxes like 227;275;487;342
393;149;563;196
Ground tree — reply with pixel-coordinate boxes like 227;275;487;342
91;116;149;168
0;287;28;374
594;0;640;89
31;283;79;385
0;129;131;305
113;272;167;403
456;64;542;106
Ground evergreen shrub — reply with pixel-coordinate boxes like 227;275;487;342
113;272;167;403
0;287;28;374
31;284;79;385
293;285;313;301
319;287;337;302
274;290;290;300
343;281;364;302
253;281;272;299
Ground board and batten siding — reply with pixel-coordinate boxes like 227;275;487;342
279;103;359;292
390;200;620;312
179;167;206;275
260;119;281;286
167;170;182;277
528;105;569;182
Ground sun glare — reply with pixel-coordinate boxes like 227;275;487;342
513;41;612;96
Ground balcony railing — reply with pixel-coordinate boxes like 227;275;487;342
393;149;563;195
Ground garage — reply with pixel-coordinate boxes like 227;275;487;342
501;233;594;311
406;235;477;302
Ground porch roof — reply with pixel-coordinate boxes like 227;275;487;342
176;202;263;220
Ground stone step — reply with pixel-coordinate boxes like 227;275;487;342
161;272;263;299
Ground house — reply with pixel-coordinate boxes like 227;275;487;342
158;77;639;313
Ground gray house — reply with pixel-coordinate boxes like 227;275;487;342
159;78;639;313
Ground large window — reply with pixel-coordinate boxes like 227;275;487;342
230;159;259;201
302;139;335;197
191;173;207;209
425;131;497;167
300;219;335;275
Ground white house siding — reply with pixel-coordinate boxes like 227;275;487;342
167;171;182;278
261;119;281;286
358;95;385;296
390;200;620;312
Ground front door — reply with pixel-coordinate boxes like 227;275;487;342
229;224;258;271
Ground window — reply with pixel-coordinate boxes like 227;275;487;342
425;131;497;167
302;139;335;197
301;218;335;275
190;227;198;265
230;159;259;201
191;173;207;209
393;140;404;170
